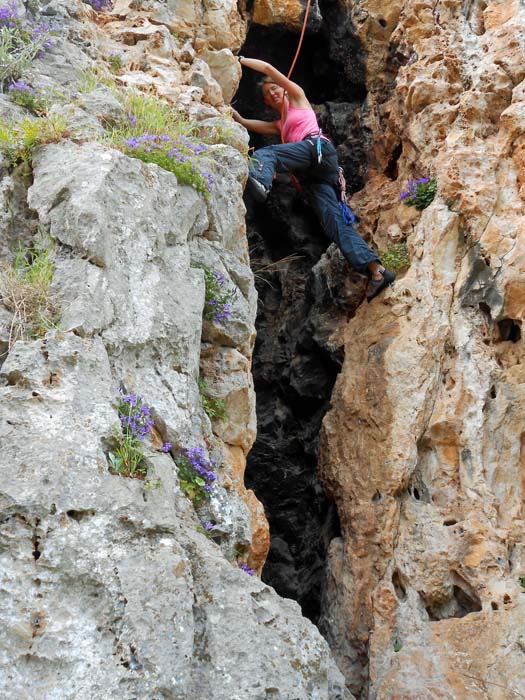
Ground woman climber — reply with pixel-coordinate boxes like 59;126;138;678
232;57;395;302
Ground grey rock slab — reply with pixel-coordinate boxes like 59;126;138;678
28;142;208;266
197;118;250;157
52;257;115;336
28;142;208;372
26;36;94;88
48;102;106;140
74;85;126;126
0;94;27;123
202;150;248;255
191;245;256;358
185;534;353;700
0;333;117;515
199;345;257;452
199;47;242;103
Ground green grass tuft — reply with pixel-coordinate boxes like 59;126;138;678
380;242;410;273
198;378;228;422
0;238;60;347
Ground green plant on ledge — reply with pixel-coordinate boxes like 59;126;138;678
0;3;54;87
380;242;410;274
201;266;236;324
108;393;154;480
108;51;123;73
106;90;214;197
400;177;437;211
0;113;69;165
198;378;228;423
8;81;48;115
0;238;59;347
177;446;217;506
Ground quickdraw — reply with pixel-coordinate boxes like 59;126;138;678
338;167;356;224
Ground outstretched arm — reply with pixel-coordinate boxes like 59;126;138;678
238;57;310;108
232;109;280;136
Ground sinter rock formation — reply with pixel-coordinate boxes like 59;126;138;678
1;1;525;700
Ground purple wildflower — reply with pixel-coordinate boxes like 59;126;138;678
182;445;217;494
240;563;254;576
118;393;154;442
9;81;35;94
128;114;137;126
85;0;112;10
203;522;214;532
0;2;17;26
162;442;172;453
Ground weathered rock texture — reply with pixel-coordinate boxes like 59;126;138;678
314;1;525;698
0;1;351;699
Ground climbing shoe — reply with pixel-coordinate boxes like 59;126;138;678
247;175;269;203
366;268;396;303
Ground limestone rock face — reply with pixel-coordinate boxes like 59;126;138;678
319;1;525;698
252;0;322;31
0;2;351;699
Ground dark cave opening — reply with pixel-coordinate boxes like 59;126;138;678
238;8;369;624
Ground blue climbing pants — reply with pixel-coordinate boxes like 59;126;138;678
249;139;379;274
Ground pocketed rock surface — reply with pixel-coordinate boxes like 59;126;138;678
0;1;351;699
315;1;525;698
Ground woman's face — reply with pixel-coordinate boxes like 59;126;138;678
262;82;286;111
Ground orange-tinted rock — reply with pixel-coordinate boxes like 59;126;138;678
319;0;525;697
222;444;270;572
252;0;306;31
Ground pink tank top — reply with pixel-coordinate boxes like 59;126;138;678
276;105;320;143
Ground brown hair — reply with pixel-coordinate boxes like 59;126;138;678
258;76;278;91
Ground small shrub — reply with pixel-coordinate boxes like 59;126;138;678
121;133;214;196
107;91;214;196
0;238;59;347
176;446;217;505
196;521;215;538
108;393;154;479
380;242;410;273
198;378;227;422
77;66;115;94
8;80;47;115
111;90;188;137
201;267;236;323
400;177;437;211
519;575;525;589
0;3;54;87
108;51;122;73
0;113;69;165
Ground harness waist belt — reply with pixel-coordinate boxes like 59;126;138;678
304;131;331;142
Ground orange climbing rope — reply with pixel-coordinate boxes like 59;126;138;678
280;0;312;141
288;0;312;79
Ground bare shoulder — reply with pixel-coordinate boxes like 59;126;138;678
288;88;312;110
